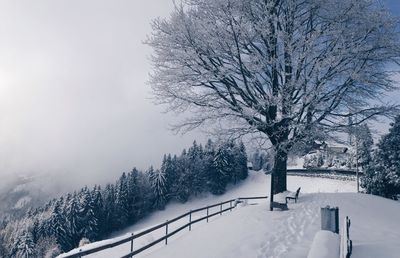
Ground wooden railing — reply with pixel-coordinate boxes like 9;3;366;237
287;168;362;176
61;196;268;258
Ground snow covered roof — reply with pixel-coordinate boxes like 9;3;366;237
322;141;350;149
318;141;350;153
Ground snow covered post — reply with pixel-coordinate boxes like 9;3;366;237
321;206;339;234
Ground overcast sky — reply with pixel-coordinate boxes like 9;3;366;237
0;0;399;187
0;0;206;186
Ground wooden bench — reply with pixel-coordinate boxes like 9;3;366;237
270;187;301;210
286;187;301;203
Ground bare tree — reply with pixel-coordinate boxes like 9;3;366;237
147;0;400;193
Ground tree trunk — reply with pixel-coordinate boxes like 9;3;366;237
273;148;288;194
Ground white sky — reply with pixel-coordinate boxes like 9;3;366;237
0;0;205;186
0;0;399;188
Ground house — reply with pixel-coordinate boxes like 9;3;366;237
304;141;352;168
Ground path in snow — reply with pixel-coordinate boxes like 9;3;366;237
144;192;400;258
141;193;330;258
257;194;321;257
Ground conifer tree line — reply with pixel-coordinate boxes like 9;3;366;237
0;139;248;257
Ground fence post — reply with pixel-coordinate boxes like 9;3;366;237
321;206;339;233
189;211;192;231
206;207;209;223
165;220;168;245
130;233;134;253
230;200;232;211
220;202;222;215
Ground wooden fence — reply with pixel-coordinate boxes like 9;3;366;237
287;168;361;176
61;196;268;258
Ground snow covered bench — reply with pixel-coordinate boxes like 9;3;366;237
271;188;301;210
307;230;340;258
308;216;352;258
285;187;301;203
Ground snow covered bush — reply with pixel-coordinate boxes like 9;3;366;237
79;237;90;247
250;150;272;171
303;152;324;168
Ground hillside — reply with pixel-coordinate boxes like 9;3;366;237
60;171;396;258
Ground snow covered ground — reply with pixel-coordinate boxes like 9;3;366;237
61;171;400;258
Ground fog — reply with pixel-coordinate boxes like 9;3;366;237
0;0;399;191
0;0;205;188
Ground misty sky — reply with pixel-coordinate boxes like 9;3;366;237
0;0;206;186
0;0;399;187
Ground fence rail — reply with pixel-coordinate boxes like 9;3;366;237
287;168;362;176
61;196;268;258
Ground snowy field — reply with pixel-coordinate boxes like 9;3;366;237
61;171;400;258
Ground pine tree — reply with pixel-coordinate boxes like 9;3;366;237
137;170;155;217
187;141;206;195
49;199;70;251
361;116;400;198
80;187;101;242
64;193;81;248
115;173;130;228
162;154;176;200
203;139;216;193
92;186;104;237
103;183;117;233
126;168;140;222
357;124;373;170
174;153;192;203
148;166;167;210
236;141;249;181
209;143;230;195
160;155;171;200
30;219;40;244
15;231;35;258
